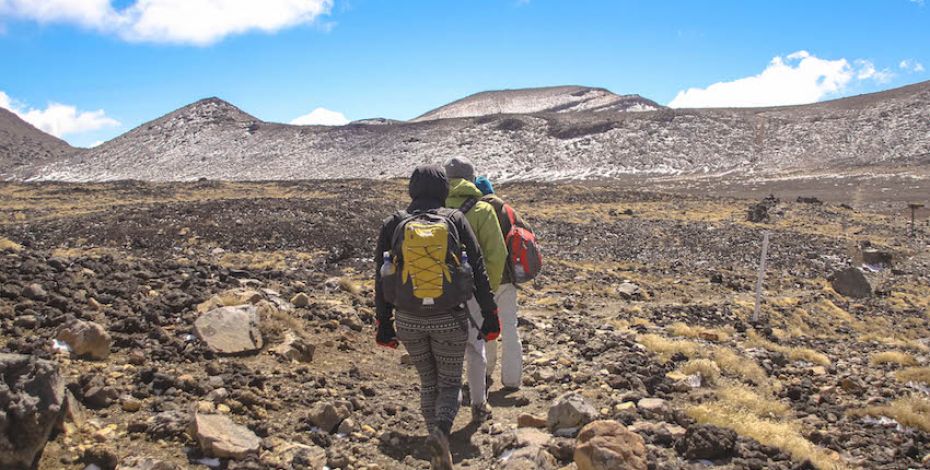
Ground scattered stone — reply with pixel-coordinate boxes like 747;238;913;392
290;293;310;307
675;424;737;460
57;319;112;360
862;248;893;267
747;195;779;223
194;305;263;355
117;457;182;470
23;283;48;301
796;196;823;205
517;413;548;428
191;413;261;460
829;267;871;299
271;331;315;363
636;398;667;412
82;445;119;470
308;401;350;434
120;396;143;413
547;392;597;432
617;282;642;300
0;353;65;470
574;420;647;470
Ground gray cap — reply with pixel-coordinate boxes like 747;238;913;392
442;156;475;181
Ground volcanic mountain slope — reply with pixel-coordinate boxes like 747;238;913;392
19;81;930;182
0;107;76;179
411;85;663;122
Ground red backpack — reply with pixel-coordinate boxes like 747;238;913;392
461;196;542;284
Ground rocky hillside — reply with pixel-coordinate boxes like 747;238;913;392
12;81;930;182
411;86;662;122
0;107;76;180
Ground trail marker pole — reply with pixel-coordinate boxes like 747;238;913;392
753;231;770;324
909;204;924;239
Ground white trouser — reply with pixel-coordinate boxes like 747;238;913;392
464;296;487;406
465;283;522;405
486;283;522;388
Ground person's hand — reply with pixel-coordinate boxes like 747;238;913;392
376;319;399;349
480;309;501;341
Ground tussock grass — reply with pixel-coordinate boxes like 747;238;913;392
677;359;721;386
217;250;319;270
687;402;844;469
746;330;831;366
667;322;732;342
637;334;699;362
851;395;930;433
716;383;791;418
859;332;929;352
870;351;918;367
895;367;930;386
0;237;22;251
711;347;770;386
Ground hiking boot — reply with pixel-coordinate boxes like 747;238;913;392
426;426;453;470
471;402;493;424
485;375;494;399
460;384;470;406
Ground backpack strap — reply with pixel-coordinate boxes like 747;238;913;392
459;197;479;214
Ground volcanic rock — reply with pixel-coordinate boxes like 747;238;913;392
308;401;350;433
574;420;647;470
191;412;261;459
675;424;737;460
862;248;893;267
271;330;315;363
0;353;66;470
57;319;112;360
830;268;872;298
517;413;548;428
194;305;263;355
547;392;597;432
116;457;182;470
22;283;48;301
290;292;310;307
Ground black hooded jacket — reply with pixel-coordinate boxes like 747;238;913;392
375;164;498;322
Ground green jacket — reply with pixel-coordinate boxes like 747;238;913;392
446;178;507;291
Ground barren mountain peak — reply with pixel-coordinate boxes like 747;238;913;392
0;106;75;178
412;85;664;122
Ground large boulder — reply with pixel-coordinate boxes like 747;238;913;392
547;392;597;432
194;305;263;355
57;320;112;360
829;268;872;299
574;420;647;470
0;353;66;469
191;413;261;459
271;331;315;363
494;428;558;470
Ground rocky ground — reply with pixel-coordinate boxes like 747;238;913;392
1;179;929;469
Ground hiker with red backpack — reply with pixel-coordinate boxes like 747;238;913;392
473;175;541;391
442;157;509;423
374;164;500;470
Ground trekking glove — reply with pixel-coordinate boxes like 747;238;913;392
480;309;501;342
376;318;399;349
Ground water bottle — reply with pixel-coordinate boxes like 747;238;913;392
380;251;395;277
461;252;472;277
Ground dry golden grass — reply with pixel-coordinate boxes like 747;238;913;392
0;237;22;251
677;359;721;386
870;351;918;367
637;334;700;362
746;330;831;366
711;347;770;386
667;322;732;342
216;250;320;270
716;383;791;418
858;332;929;352
687;402;845;469
895;367;930;386
851;396;930;433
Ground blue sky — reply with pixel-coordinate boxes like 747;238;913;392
0;0;927;147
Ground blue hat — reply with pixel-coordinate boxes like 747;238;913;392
475;176;494;195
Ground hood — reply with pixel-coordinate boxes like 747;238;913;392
407;164;449;212
446;178;483;205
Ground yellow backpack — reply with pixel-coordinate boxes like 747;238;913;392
381;209;473;314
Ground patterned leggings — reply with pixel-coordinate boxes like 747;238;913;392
395;310;468;432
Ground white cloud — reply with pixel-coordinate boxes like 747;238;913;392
669;51;898;108
900;59;925;73
0;90;120;138
0;0;333;45
290;107;349;126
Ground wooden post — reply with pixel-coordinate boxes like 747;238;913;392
909;204;924;238
753;232;770;324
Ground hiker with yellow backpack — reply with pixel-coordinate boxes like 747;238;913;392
374;164;500;470
442;157;509;424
